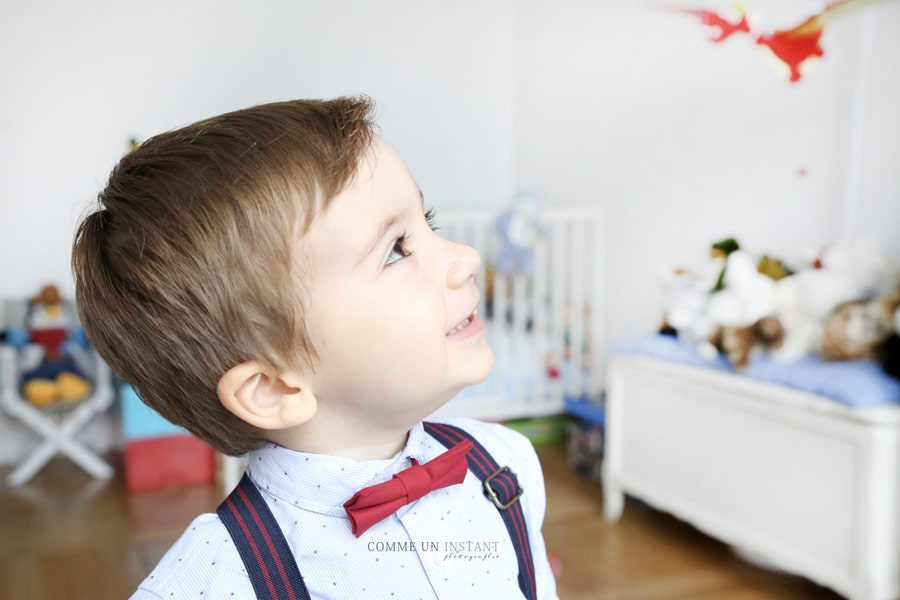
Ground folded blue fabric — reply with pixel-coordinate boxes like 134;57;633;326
612;334;900;408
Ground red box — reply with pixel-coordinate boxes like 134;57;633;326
124;434;215;492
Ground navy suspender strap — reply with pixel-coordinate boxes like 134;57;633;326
423;421;538;600
217;474;311;600
218;422;537;600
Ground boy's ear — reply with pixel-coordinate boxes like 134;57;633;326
217;361;317;430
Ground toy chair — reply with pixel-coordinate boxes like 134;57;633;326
0;341;115;487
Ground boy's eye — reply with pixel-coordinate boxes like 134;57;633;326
385;235;410;266
384;209;438;267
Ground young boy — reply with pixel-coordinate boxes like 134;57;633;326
72;97;559;599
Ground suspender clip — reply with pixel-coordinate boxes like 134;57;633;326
483;466;522;510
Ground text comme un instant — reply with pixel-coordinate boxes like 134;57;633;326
367;540;501;553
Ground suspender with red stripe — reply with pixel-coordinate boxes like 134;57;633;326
218;476;311;600
424;421;537;600
217;422;537;600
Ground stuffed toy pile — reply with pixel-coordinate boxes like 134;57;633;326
659;238;900;378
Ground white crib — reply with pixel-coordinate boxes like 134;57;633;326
433;205;607;421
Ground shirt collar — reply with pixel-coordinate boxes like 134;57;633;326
245;421;438;515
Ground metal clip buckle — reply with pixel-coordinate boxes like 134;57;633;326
483;466;522;510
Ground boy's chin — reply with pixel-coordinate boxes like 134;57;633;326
464;349;495;385
415;352;495;417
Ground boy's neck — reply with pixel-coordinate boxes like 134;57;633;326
267;424;411;461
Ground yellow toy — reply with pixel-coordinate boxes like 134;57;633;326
22;371;92;408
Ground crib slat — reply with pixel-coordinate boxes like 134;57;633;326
588;214;607;398
551;221;567;392
493;270;509;403
512;273;527;404
568;221;586;398
533;237;548;402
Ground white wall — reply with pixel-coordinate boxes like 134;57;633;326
845;7;900;259
515;0;900;348
0;0;515;463
0;0;516;300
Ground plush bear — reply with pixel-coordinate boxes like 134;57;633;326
708;315;785;370
769;240;897;364
691;249;785;367
821;291;900;362
769;268;860;363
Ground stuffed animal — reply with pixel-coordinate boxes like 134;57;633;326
494;192;545;276
768;269;859;363
821;291;900;362
706;250;777;328
658;266;714;337
757;255;792;281
710;237;740;292
658;239;733;347
813;239;897;297
769;240;897;364
28;285;68;359
709;315;785;370
23;372;92;408
20;285;93;408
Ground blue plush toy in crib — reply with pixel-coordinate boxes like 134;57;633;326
494;191;545;276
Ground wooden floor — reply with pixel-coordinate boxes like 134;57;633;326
540;444;842;600
0;444;842;600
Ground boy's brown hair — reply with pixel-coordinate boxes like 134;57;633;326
72;97;375;456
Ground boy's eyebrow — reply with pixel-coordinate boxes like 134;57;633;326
359;188;426;264
362;212;405;262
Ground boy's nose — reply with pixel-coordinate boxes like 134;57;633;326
445;241;481;289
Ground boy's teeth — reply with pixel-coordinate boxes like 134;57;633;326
447;316;472;335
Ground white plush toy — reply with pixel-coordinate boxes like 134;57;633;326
771;239;897;363
818;239;896;297
706;250;776;328
658;262;719;352
659;249;773;362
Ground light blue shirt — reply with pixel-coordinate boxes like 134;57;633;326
131;417;559;599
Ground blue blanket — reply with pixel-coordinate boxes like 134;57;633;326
612;334;900;408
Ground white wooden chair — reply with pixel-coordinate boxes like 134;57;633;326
0;335;114;487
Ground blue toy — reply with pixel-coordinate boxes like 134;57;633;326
494;192;545;276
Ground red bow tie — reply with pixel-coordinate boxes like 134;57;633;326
343;439;473;537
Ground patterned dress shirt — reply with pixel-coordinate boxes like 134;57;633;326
131;417;559;599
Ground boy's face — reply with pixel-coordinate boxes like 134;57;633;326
297;139;493;428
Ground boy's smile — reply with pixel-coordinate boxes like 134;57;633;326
446;312;484;339
294;138;494;444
